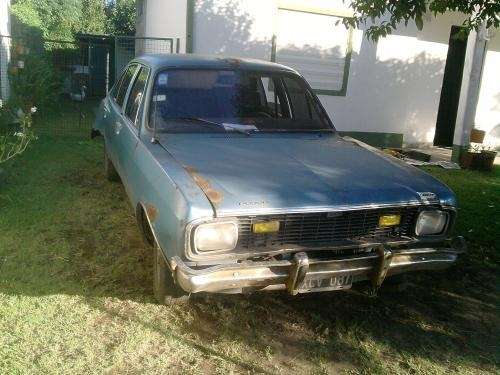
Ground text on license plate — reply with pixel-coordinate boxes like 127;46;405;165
298;274;353;292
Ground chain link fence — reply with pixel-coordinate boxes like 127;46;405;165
115;36;178;81
0;34;179;138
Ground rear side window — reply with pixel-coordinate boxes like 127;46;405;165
259;77;290;118
283;77;318;121
125;67;149;127
110;70;124;97
115;64;137;107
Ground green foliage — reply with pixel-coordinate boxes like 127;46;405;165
11;0;135;39
11;0;83;40
80;0;107;35
344;0;500;41
0;105;37;164
105;0;136;36
8;45;62;110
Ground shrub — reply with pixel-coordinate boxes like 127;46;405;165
0;101;37;164
8;40;62;110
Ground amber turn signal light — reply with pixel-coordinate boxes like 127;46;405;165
379;214;401;227
253;221;280;233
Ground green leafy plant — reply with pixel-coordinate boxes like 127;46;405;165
8;41;62;110
11;0;83;41
0;102;37;164
343;0;500;41
105;0;137;36
11;0;135;41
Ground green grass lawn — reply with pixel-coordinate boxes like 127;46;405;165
0;137;498;374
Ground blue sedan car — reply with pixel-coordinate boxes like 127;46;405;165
93;54;465;302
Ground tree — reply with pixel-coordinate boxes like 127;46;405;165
11;0;108;40
105;0;136;36
343;0;500;41
80;0;107;35
11;0;82;40
10;0;136;38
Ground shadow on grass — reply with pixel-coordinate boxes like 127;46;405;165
0;138;498;373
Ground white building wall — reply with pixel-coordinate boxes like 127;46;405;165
191;1;469;145
141;0;499;147
0;0;9;36
475;32;500;148
193;0;275;59
137;0;189;53
329;27;450;145
0;0;11;100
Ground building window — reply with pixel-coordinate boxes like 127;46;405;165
273;8;353;96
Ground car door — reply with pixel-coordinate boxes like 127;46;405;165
105;63;139;175
118;65;151;200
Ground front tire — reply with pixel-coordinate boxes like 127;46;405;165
153;243;188;303
381;274;410;292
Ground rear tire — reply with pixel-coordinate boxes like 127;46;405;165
104;147;120;182
153;242;188;304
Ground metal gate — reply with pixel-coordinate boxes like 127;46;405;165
0;34;179;137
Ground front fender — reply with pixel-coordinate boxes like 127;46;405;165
128;138;214;261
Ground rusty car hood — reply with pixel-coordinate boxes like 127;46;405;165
159;133;456;216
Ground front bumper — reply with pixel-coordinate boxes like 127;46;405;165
171;237;466;294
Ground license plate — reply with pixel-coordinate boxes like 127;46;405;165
297;274;353;293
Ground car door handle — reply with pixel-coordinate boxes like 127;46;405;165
114;121;123;134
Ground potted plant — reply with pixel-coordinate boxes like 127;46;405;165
460;144;498;171
470;128;486;143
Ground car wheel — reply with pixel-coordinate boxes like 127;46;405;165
381;274;410;292
104;147;120;182
153;242;188;304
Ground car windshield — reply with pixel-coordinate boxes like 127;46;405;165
149;69;333;133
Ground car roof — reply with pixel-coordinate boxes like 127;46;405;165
131;54;299;74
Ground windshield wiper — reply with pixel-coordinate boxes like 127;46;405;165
165;117;252;136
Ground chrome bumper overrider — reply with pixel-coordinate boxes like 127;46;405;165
171;237;466;294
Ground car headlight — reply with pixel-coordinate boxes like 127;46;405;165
194;221;238;252
415;210;448;236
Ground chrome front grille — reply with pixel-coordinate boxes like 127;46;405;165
236;206;421;249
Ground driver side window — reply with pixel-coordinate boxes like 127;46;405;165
125;67;150;128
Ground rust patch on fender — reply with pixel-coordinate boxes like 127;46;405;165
184;166;223;206
145;203;158;222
